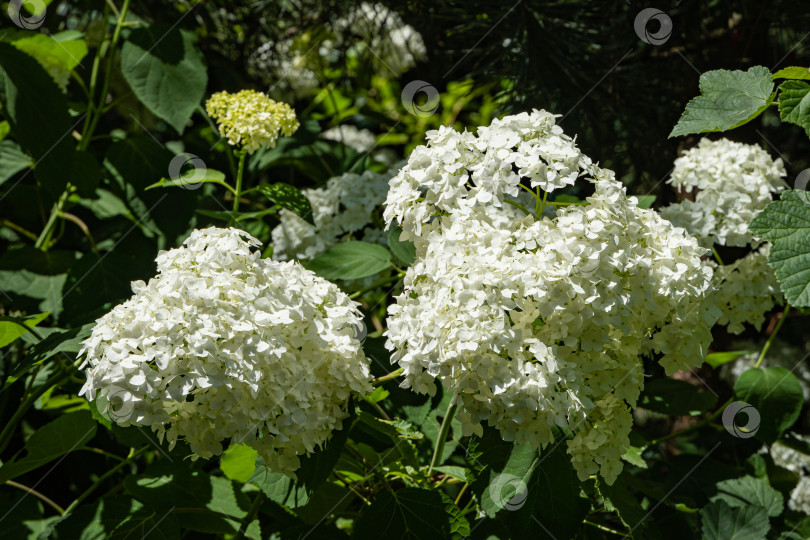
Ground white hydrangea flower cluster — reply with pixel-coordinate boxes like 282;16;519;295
336;3;426;75
766;436;810;515
383;110;715;484
271;168;395;261
79;227;371;477
321;125;378;153
659;138;787;248
704;245;783;334
249;39;321;100
206;90;300;154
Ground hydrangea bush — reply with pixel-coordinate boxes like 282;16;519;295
1;7;809;538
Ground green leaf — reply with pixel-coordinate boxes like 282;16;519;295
635;195;657;209
711;476;784;517
0;139;31;186
773;66;810;80
249;410;354;508
257;182;315;225
0;42;75;197
748;191;810;307
733;366;804;443
124;461;249;535
639;378;717;416
353;487;453;539
441;491;470;540
12;33;87;89
307;241;392;280
388;226;416;266
622;445;648;469
220;443;258;483
599;474;648;532
0;312;48;348
777;80;810;137
4;323;93;391
700;500;770;540
121;24;207;134
670;66;775;137
0;410;96;484
706;350;757;369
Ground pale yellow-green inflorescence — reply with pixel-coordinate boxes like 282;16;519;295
206;90;300;154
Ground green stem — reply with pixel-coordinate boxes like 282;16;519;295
34;190;70;250
428;393;458;476
647;397;732;448
755;304;791;369
63;446;148;515
371;368;404;386
503;198;531;216
235;490;264;539
711;247;724;266
232;151;247;214
5;480;65;515
349;273;405;300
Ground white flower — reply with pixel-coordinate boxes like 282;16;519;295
321;125;378;153
659;138;787;247
765;436;810;515
336;3;426;75
271;167;397;261
383;110;714;484
79;227;372;477
704;244;783;334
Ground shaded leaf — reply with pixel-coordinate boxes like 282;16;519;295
257;182;315;225
733;366;803;444
700;500;770;540
307;241;392;280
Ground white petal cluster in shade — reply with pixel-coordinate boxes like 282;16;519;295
206;90;300;155
767;435;810;515
79;227;371;477
320;125;378;154
271;168;397;261
659;138;787;248
704;244;783;334
335;3;426;76
383;110;715;484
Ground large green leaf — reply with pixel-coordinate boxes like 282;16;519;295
733;367;803;444
0;42;75;197
121;24;207;134
0;409;97;484
388;226;416;266
773;66;810;80
749;191;810;307
124;460;251;536
700;500;770;540
257;182;315;225
0;139;31;186
778;80;810;138
353;487;453;539
639;378;717;416
670;66;775;137
307;241;392;280
12;32;88;90
0;312;48;348
248;410;354;508
220;443;258;483
711;476;783;517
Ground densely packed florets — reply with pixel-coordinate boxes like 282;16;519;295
659;138;787;247
206;90;299;154
704;245;783;334
271;169;394;261
79;227;371;477
383;110;715;484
